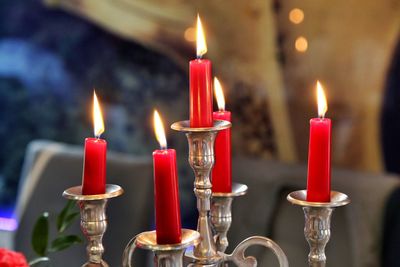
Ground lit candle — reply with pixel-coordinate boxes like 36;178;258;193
306;81;331;202
189;15;213;128
153;110;182;244
82;91;107;195
212;77;232;193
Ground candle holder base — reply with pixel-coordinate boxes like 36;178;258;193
287;190;350;267
63;184;124;267
122;229;201;267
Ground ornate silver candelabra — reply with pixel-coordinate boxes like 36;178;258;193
122;120;289;267
63;184;124;267
287;190;350;267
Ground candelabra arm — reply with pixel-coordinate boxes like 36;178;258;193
122;235;139;267
222;236;289;267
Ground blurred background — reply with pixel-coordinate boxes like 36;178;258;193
0;0;400;266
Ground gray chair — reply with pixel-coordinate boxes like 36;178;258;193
14;141;400;266
14;140;153;266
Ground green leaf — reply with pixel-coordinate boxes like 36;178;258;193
32;212;49;256
57;200;76;233
49;235;82;252
29;257;50;266
58;211;79;233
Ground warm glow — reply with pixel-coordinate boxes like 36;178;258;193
316;81;328;118
196;14;207;57
214;77;225;111
93;91;105;138
295;36;308;52
184;27;196;42
289;8;304;24
153;110;167;149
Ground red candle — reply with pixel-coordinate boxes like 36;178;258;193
212;77;232;193
189;15;213;128
82;92;107;195
306;81;331;202
153;110;182;244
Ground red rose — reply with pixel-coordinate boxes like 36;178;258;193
0;248;29;267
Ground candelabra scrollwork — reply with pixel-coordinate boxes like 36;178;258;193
287;190;350;267
63;184;124;267
222;236;289;267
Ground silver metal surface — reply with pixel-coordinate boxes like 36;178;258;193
211;183;248;252
287;190;350;208
63;184;124;201
63;184;123;267
171;120;231;133
287;190;350;267
122;229;200;267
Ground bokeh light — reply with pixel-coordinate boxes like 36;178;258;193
289;8;304;24
295;36;308;52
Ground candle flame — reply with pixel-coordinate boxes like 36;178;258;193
214;77;225;111
316;81;328;118
93;91;105;138
196;14;207;58
153;110;167;149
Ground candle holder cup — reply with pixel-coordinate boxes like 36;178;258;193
287;190;350;267
123;229;200;267
63;184;124;267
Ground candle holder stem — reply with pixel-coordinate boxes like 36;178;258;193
80;199;108;266
172;120;231;265
211;183;248;253
287;190;350;267
63;184;123;267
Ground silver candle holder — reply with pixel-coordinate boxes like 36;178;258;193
63;184;124;267
287;190;350;267
170;120;289;267
122;120;288;266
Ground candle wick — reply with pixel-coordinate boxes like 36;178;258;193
319;115;325;120
196;55;203;60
